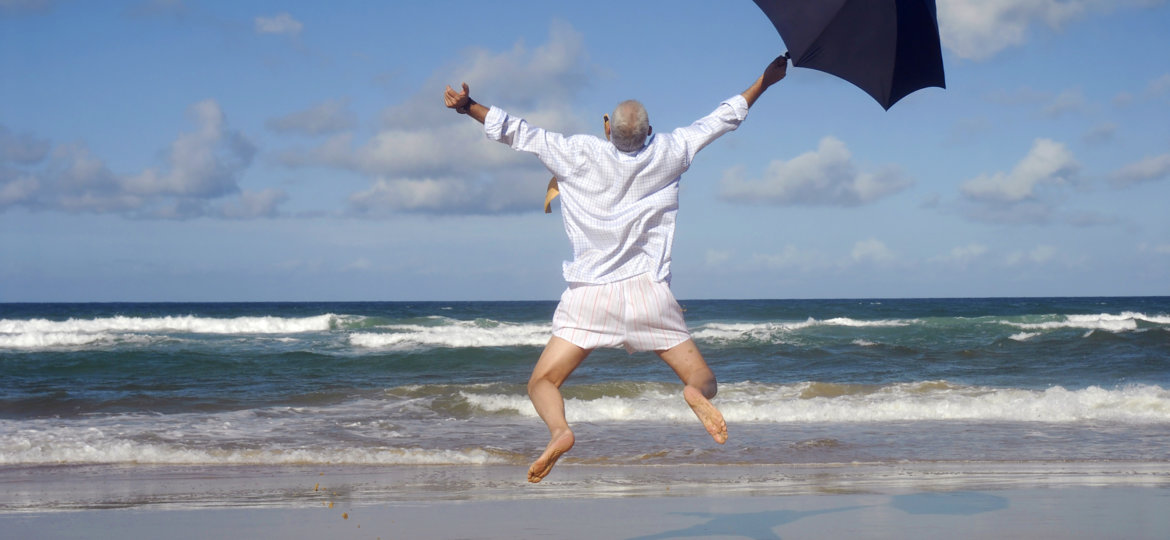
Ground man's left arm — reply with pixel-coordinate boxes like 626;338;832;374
740;55;788;108
444;82;489;123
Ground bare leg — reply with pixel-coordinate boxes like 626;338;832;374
526;336;591;483
657;339;727;444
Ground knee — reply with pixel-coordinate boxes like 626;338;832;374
527;371;555;395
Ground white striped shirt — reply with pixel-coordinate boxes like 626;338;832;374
484;95;750;285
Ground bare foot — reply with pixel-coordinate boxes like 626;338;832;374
527;429;574;483
684;385;727;444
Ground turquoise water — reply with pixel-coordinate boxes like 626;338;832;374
2;298;1168;469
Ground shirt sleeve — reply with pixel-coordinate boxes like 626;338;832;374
483;106;579;177
672;95;750;164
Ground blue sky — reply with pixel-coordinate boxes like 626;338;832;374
2;0;1168;301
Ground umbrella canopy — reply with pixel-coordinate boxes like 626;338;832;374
752;0;945;109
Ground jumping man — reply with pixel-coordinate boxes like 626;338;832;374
444;55;787;482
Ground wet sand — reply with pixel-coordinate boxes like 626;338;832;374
2;464;1168;539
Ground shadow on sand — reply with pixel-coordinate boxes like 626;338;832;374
891;491;1009;515
624;504;868;540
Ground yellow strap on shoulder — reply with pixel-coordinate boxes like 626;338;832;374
543;177;559;214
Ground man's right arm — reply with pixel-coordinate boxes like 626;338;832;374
741;55;788;108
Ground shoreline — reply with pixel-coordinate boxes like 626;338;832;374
3;460;1167;512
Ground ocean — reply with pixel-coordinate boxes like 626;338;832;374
2;298;1169;507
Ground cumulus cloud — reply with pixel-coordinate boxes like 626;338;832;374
719;136;913;207
277;21;601;216
216;188;288;219
957;138;1079;225
266;99;356;136
255;12;302;36
0;101;280;219
937;0;1163;61
0;125;50;164
1110;154;1170;187
123;99;254;199
851;238;897;265
961;138;1076;203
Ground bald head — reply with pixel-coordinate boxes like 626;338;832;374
610;100;650;152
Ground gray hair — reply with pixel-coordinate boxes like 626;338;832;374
610;100;649;152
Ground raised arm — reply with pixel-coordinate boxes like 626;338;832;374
444;82;489;124
740;55;788;108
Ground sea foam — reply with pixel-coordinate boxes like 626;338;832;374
0;435;509;466
463;382;1170;425
1006;312;1168;332
0;314;341;349
691;317;914;342
349;318;550;349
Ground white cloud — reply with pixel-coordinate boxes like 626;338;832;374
1082;122;1116;144
347;173;537;215
851;238;896;265
1110;154;1170;187
1139;242;1170;255
266;99;355;136
938;0;1082;60
1146;73;1170;97
1041;89;1086;117
751;245;829;271
255;12;302;36
719;136;913;207
0;125;49;164
216;188;287;219
0;101;276;219
0;174;38;206
124;100;254;199
931;243;989;266
705;249;732;267
961;138;1077;202
343;258;373;271
278;21;601;216
937;0;1163;61
1006;245;1057;266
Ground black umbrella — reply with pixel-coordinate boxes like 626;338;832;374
752;0;946;109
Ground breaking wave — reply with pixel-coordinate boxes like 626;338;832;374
1004;312;1170;332
349;318;550;350
0;314;342;349
463;381;1170;424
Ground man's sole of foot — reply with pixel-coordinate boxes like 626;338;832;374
684;386;728;444
527;431;574;483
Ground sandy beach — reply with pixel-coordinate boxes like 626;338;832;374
2;463;1167;539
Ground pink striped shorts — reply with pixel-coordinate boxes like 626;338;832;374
552;273;691;353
